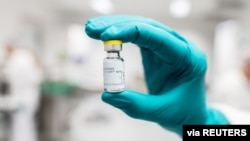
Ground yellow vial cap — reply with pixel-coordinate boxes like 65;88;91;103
104;40;123;45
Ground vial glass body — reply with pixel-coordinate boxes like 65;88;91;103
103;51;125;93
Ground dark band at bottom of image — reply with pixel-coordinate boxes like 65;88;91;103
183;125;250;140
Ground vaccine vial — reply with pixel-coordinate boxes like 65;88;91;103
103;40;125;93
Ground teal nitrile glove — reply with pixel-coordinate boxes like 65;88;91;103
85;15;229;136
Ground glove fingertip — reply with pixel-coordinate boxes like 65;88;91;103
85;26;100;40
101;91;121;102
101;92;112;102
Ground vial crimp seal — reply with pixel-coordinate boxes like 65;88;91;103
103;40;125;93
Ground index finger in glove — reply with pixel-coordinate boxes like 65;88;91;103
85;15;186;43
100;22;189;67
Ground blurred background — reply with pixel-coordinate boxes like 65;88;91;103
0;0;250;141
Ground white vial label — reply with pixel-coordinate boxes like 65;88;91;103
103;61;125;92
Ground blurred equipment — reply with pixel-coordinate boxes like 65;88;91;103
69;94;180;141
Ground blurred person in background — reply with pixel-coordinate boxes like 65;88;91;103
207;19;250;112
208;52;250;111
0;41;43;141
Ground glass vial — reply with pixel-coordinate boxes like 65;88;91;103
103;40;125;93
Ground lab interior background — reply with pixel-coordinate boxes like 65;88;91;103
0;0;250;141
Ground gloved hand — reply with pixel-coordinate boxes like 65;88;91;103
85;15;229;136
